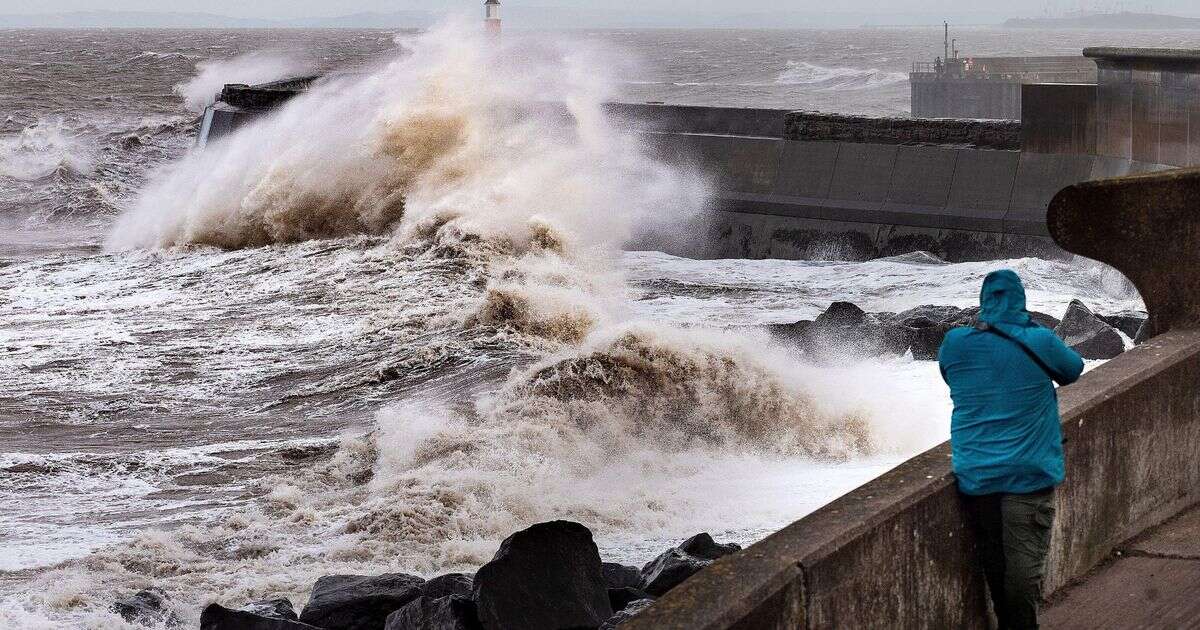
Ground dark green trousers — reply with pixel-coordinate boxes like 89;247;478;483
963;488;1056;630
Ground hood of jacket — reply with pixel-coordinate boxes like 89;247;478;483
978;269;1032;327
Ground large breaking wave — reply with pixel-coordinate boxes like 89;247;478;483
0;19;945;628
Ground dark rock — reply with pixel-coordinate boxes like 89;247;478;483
814;301;866;327
892;305;967;324
678;533;741;561
640;533;742;597
1055;300;1126;360
201;603;321;630
384;596;482;630
1099;311;1149;339
601;562;643;590
473;520;612;630
1030;311;1061;330
639;547;709;597
767;319;811;342
599;599;655;630
608;587;652;612
299;573;425;630
421;573;474;600
241;598;298;620
111;589;181;627
1135;320;1151;344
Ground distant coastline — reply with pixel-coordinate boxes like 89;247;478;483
1005;12;1200;30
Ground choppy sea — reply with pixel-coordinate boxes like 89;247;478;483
0;22;1156;627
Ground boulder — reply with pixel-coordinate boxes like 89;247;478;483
111;588;180;627
384;596;482;630
241;598;299;620
608;587;652;612
894;316;953;360
1030;311;1061;331
1099;311;1149;340
639;548;709;597
299;573;425;630
599;599;656;630
640;533;742;597
1135;320;1151;345
473;520;613;630
1055;300;1126;360
201;604;322;630
422;573;474;600
601;562;643;590
678;533;741;561
813;301;866;327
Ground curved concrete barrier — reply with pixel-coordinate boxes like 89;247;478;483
625;169;1200;630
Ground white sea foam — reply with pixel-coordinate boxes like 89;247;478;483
0;120;95;182
776;61;908;90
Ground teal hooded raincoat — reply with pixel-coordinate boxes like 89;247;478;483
938;270;1085;496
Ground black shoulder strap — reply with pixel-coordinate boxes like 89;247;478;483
974;322;1066;383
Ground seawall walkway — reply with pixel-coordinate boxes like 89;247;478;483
1042;504;1200;629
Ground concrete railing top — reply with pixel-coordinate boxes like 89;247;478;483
1084;46;1200;68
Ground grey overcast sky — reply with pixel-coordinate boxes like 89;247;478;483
6;0;1200;20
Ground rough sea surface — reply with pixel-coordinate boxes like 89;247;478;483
0;23;1152;628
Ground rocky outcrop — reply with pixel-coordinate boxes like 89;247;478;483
600;599;656;630
473;520;613;630
1099;310;1149;340
112;588;180;627
421;573;474;600
383;596;482;630
241;598;299;620
601;563;644;591
608;586;652;612
640;533;741;597
201;603;321;630
1055;300;1126;359
772;300;1139;361
299;574;425;630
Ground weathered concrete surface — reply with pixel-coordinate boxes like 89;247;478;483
1042;504;1200;629
1048;167;1200;337
785;112;1021;149
625;169;1200;630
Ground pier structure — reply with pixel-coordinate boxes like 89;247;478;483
909;24;1097;120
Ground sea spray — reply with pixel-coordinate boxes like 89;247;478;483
9;19;922;628
175;52;318;113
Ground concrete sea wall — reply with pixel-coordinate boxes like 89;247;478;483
624;167;1200;630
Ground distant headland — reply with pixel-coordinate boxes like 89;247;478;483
1005;11;1200;30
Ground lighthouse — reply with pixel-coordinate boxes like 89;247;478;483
485;0;501;36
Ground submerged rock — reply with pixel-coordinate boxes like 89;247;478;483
384;596;482;630
201;603;321;630
241;598;299;620
299;573;425;630
473;520;612;630
1055;300;1126;360
421;573;474;600
111;588;180;627
599;599;656;630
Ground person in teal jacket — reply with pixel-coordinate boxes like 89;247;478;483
939;269;1084;630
